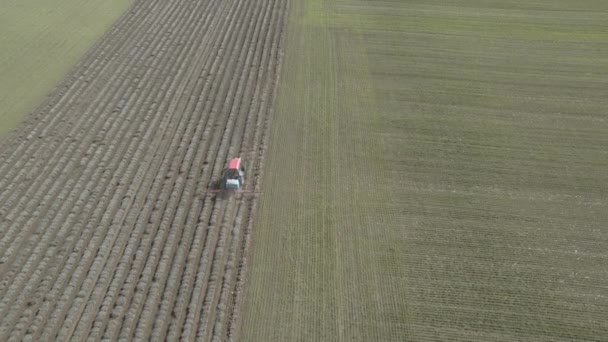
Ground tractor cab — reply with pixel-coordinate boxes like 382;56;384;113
222;158;245;190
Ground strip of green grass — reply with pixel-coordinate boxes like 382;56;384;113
243;0;607;340
242;0;408;340
0;0;130;136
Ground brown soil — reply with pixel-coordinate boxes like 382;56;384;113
0;0;288;340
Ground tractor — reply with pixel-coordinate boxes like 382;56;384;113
221;157;245;190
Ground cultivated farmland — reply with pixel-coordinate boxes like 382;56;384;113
243;0;608;341
0;0;287;340
0;0;129;136
2;0;608;341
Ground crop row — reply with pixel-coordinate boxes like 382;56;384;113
0;0;288;340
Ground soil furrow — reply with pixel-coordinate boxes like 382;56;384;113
225;3;290;338
0;0;211;325
107;1;258;340
0;0;171;208
0;0;289;339
143;0;275;337
153;0;278;336
34;2;236;340
92;3;246;339
120;0;262;336
53;2;232;338
199;0;285;338
75;0;232;339
0;0;190;326
17;2;228;340
0;0;189;267
0;0;167;186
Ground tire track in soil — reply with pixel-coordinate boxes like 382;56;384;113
0;0;288;339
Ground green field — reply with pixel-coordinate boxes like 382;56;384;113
0;0;130;136
242;0;608;340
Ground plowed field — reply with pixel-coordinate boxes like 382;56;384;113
0;0;129;136
0;0;287;340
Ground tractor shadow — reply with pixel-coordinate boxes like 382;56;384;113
210;178;233;200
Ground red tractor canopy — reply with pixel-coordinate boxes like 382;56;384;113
227;157;241;170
